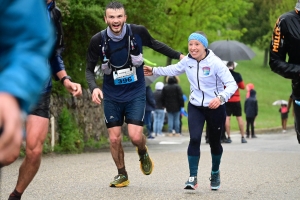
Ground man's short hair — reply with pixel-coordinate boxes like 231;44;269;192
105;1;125;13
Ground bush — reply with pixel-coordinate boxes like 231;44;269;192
55;106;84;153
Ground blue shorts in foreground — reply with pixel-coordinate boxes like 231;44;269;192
103;95;145;128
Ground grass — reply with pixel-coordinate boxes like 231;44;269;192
143;47;293;132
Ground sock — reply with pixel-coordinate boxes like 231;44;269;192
9;189;22;199
211;153;222;172
188;155;200;177
118;167;127;177
138;148;147;156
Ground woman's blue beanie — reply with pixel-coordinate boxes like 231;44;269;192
188;33;208;48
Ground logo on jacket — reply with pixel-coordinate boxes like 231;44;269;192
202;66;210;76
272;18;281;53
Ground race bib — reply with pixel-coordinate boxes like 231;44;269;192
113;67;137;85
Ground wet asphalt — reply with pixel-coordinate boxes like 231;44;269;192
1;128;300;200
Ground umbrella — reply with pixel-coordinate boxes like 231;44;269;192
222;60;238;68
208;40;255;61
272;100;288;106
145;74;160;86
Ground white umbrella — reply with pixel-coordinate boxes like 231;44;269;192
145;74;160;86
272;100;288;106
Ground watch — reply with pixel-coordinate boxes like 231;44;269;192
60;75;72;84
217;95;225;103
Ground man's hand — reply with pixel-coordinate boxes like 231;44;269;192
63;80;82;97
0;93;23;164
208;97;221;109
92;88;103;105
179;54;185;60
143;65;153;76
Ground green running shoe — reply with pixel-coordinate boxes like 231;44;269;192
109;174;130;187
137;146;154;175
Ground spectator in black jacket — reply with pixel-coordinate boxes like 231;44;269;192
244;89;258;138
162;76;184;136
145;86;156;139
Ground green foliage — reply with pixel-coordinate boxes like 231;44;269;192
155;0;253;55
240;0;295;51
43;133;53;154
84;135;109;149
55;106;84;153
57;0;106;89
123;135;130;142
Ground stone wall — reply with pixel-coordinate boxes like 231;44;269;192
49;89;109;143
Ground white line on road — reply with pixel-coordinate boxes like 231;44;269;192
159;141;183;144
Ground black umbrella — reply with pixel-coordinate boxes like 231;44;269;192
208;40;255;61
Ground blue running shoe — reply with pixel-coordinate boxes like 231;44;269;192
210;171;220;190
184;176;198;190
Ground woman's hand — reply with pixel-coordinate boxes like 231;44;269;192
143;65;153;76
208;97;221;109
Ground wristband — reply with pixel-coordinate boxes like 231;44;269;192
60;75;72;84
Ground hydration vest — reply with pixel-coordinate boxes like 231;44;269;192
100;24;138;69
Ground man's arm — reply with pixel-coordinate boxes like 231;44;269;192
269;16;300;79
85;34;103;104
86;33;102;93
0;0;54;167
132;25;183;60
0;0;54;113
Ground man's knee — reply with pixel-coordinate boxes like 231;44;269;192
0;147;20;167
25;141;44;161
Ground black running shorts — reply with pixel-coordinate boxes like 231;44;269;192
225;102;242;117
29;92;51;119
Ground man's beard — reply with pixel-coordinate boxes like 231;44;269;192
108;22;125;35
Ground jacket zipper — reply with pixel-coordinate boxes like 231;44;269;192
196;61;205;106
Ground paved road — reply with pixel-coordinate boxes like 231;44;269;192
1;130;300;200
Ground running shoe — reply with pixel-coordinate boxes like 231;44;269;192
241;137;247;143
210;171;220;190
137;146;154;175
224;137;232;143
184;176;198;190
109;174;130;187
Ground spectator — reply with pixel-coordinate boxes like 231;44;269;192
244;89;258;138
225;61;247;143
153;82;165;137
144;86;156;139
279;103;289;133
246;83;255;99
162;76;184;136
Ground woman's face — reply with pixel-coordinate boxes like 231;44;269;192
188;40;206;61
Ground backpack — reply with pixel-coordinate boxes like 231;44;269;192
100;24;137;69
